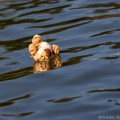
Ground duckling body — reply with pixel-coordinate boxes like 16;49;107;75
37;42;52;55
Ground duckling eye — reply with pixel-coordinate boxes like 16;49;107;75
41;56;44;58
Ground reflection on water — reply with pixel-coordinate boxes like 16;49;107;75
0;112;33;118
0;94;32;107
33;55;62;73
1;66;33;81
47;96;81;103
88;88;120;93
0;0;120;120
108;100;120;106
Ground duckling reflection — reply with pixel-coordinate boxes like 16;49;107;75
33;55;62;73
53;55;62;68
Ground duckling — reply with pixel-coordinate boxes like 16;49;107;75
52;44;60;55
29;34;60;61
28;43;37;56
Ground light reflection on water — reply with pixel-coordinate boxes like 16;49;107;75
0;0;120;120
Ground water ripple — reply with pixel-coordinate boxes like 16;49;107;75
0;0;120;120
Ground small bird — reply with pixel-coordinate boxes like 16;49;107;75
29;34;60;61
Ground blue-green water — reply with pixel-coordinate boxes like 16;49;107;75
0;0;120;120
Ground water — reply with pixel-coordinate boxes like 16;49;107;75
0;0;120;120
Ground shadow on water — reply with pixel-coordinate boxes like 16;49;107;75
0;0;120;120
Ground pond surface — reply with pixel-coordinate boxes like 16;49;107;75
0;0;120;120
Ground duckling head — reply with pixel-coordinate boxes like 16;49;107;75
29;43;37;56
37;48;52;60
32;34;42;47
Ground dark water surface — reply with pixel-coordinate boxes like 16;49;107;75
0;0;120;120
